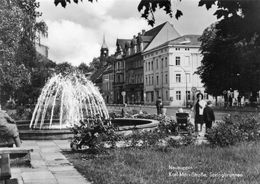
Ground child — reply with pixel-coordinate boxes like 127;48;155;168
203;101;215;134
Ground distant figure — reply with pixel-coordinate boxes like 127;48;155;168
203;101;215;134
237;95;242;107
229;95;233;107
156;97;163;115
121;103;128;117
138;105;143;115
0;107;21;147
193;93;206;133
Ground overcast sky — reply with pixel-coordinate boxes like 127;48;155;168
38;0;217;66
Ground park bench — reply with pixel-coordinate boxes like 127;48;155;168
0;147;33;184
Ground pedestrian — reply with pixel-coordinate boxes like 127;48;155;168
237;95;241;107
193;93;206;134
0;106;21;147
203;101;215;134
229;95;233;107
121;103;128;118
156;97;163;115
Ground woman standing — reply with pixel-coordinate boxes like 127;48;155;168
194;93;206;134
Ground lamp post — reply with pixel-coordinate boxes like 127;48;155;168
179;66;188;108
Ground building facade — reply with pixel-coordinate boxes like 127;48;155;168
113;39;130;104
143;35;213;107
113;22;180;104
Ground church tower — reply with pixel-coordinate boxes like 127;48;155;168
100;34;109;66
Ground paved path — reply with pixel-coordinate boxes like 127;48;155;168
11;140;90;184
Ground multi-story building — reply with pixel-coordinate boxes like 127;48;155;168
113;22;180;104
143;35;213;107
113;39;130;104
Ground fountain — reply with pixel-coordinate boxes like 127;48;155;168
30;73;109;129
18;72;159;140
18;73;109;139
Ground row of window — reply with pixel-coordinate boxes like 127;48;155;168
144;56;191;72
126;74;143;84
146;91;189;102
144;47;191;59
145;73;191;85
145;57;168;71
144;48;168;58
145;73;168;85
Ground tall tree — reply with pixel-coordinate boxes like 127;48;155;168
0;0;48;105
197;0;260;97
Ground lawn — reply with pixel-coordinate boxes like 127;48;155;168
64;141;260;184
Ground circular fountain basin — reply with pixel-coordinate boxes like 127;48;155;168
17;118;160;140
111;118;159;131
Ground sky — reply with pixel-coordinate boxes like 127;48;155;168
38;0;218;66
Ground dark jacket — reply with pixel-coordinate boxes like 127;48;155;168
203;106;215;122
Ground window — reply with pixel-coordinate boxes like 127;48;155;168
175;48;180;51
156;91;159;98
151;61;153;70
165;57;167;67
151;76;154;85
145;62;147;71
156;59;159;69
185;56;190;66
185;48;190;51
161;58;164;68
176;74;181;83
186;91;191;100
148;75;150;85
156;75;159;85
145;76;148;85
148;62;150;71
176;91;181;100
166;90;168;100
165;74;168;84
176;56;180;65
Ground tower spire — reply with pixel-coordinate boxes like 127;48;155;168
101;34;108;49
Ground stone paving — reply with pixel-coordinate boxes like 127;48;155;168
11;140;91;184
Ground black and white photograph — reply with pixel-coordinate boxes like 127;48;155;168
0;0;260;183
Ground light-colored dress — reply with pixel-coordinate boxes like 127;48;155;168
0;110;19;137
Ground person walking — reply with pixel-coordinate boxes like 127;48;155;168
0;107;21;147
203;101;215;134
193;93;206;134
156;97;163;115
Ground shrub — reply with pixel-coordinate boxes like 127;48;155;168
207;113;260;147
70;115;195;152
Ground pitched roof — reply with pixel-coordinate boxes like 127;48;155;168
144;22;167;37
149;34;201;51
168;35;201;46
116;39;131;51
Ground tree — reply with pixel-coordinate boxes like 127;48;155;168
197;1;260;97
0;0;48;105
53;0;182;26
77;62;91;74
55;62;75;75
